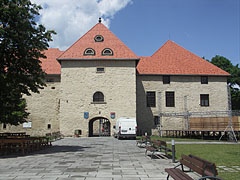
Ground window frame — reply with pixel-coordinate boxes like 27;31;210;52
163;75;170;84
200;94;209;106
84;48;95;56
146;91;156;107
93;91;105;103
102;48;113;56
96;67;105;73
166;91;175;107
154;116;160;126
94;35;104;42
201;76;208;84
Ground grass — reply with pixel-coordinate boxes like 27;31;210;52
138;136;240;180
173;144;240;180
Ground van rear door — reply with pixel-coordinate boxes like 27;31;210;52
120;120;136;135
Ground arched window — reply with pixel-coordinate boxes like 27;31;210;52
84;48;95;56
94;35;104;42
93;91;104;102
102;48;113;56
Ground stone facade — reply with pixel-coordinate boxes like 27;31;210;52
0;69;229;137
0;22;230;137
0;81;60;136
136;75;228;135
59;60;136;137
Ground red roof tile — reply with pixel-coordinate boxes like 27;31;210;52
40;48;62;74
58;22;138;60
137;40;230;76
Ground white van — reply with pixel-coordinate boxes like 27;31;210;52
113;117;137;139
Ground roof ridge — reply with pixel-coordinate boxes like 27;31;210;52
151;40;172;57
169;41;230;74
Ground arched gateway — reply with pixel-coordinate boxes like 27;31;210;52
89;117;111;137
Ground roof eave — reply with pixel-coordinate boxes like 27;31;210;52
137;73;230;76
57;58;140;61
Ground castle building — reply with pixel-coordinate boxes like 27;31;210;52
0;20;230;137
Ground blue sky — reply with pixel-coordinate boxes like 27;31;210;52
110;0;239;65
34;0;239;65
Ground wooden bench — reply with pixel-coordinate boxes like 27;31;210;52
145;140;172;159
0;137;52;156
165;154;223;180
136;136;150;147
0;139;30;155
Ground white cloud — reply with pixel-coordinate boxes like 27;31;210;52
31;0;132;50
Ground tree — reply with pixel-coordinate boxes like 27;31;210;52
210;55;240;110
0;0;55;125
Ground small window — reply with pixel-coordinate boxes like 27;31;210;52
154;116;160;125
146;91;156;107
163;75;170;84
96;67;105;73
47;124;51;129
84;48;95;56
94;35;104;42
51;87;55;89
3;124;6;129
93;91;104;102
102;48;113;56
200;94;209;106
201;76;208;84
166;91;175;107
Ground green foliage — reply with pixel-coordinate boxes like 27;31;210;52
210;55;240;110
0;0;55;125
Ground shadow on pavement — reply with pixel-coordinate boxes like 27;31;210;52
0;145;91;159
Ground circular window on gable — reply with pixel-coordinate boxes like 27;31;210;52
84;48;95;56
102;48;113;56
94;35;104;42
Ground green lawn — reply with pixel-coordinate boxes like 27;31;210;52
173;144;240;180
138;136;240;180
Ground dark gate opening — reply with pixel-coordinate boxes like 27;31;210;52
89;117;111;137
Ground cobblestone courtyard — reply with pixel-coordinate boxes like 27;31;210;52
0;137;174;180
0;137;239;180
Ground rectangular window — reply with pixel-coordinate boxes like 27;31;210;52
146;91;156;107
96;67;105;73
47;124;51;129
166;91;175;107
200;94;209;106
201;76;208;84
3;124;6;129
154;116;160;125
163;75;170;84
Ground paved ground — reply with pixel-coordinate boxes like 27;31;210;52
0;137;177;180
0;137;238;180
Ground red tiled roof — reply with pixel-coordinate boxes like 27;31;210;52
137;40;230;76
57;22;138;60
40;48;62;74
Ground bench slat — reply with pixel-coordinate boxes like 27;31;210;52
165;168;193;180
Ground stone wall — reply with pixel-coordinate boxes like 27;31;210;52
59;60;136;137
136;75;228;135
0;82;60;136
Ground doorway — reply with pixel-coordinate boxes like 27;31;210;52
89;117;111;137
